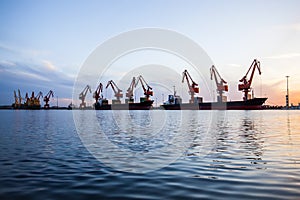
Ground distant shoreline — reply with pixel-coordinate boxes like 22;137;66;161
0;105;299;110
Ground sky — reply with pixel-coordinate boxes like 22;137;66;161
0;0;300;107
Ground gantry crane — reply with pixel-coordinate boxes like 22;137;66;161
182;69;199;104
238;59;261;101
210;65;228;102
126;77;136;103
106;80;123;104
93;82;103;103
43;90;54;109
79;85;92;108
23;91;42;107
135;75;153;101
13;89;23;108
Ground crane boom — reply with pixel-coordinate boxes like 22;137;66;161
35;91;43;100
238;59;261;101
210;65;228;102
182;69;199;103
79;85;92;108
135;75;153;101
106;80;123;102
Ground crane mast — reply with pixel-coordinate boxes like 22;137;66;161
18;89;22;106
14;89;23;108
135;75;153;101
238;59;261;101
43;90;54;109
79;85;92;108
93;83;103;103
126;77;136;103
106;80;123;104
13;90;19;108
182;69;199;104
210;65;228;102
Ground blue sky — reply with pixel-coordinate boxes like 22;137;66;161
1;0;300;106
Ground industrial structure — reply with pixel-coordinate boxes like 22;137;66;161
162;60;267;110
91;75;154;110
106;80;123;104
79;85;91;108
126;77;136;104
10;59;273;110
135;75;153;102
43;90;54;109
210;65;228;102
238;59;261;101
93;82;103;104
182;69;200;104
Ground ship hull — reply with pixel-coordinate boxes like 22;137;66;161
12;104;41;110
94;100;154;110
161;98;267;110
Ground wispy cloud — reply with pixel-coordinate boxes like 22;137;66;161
0;60;16;67
0;42;50;58
42;60;58;71
264;53;300;59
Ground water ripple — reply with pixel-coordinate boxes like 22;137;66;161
0;110;300;199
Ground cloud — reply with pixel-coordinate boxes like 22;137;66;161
0;60;16;67
42;60;58;71
0;59;75;105
264;53;300;59
0;42;50;58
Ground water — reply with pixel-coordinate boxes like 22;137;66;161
0;110;299;199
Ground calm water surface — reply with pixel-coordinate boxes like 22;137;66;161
0;110;299;199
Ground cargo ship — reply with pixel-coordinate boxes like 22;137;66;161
92;75;154;110
94;98;154;110
161;60;268;110
161;94;267;110
12;91;42;110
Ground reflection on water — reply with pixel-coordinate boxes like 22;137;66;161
75;110;212;173
0;110;300;199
